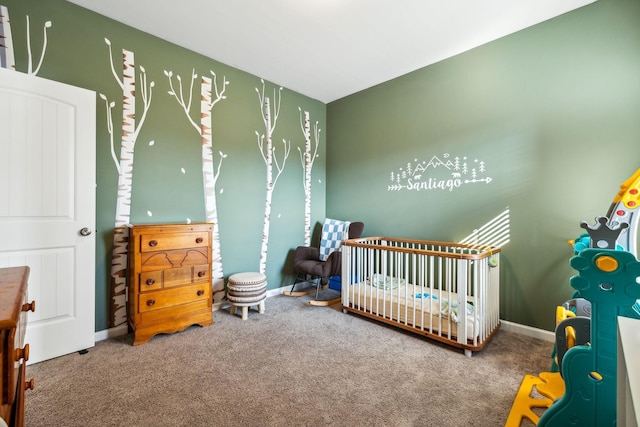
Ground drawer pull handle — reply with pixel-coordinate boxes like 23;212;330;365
22;300;36;312
196;237;203;244
146;299;156;307
197;290;204;296
146;278;155;285
197;271;206;278
149;240;158;247
25;378;35;391
16;344;29;362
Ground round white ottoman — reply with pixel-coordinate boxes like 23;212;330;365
227;272;267;320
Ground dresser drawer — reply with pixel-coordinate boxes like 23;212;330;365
164;264;210;288
139;264;211;292
192;264;210;282
138;283;210;313
139;248;210;271
163;266;193;288
139;231;209;252
136;299;212;334
8;289;29;406
139;270;163;292
0;266;33;425
1;329;5;405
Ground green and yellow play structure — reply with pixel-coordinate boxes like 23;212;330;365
506;168;640;427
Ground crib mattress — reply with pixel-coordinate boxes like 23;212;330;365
344;277;479;340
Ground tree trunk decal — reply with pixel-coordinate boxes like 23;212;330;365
164;68;229;305
256;80;290;274
100;38;154;327
0;5;15;70
297;109;321;246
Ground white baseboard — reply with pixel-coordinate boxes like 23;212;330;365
94;323;128;341
94;289;555;344
266;286;286;297
500;320;555;342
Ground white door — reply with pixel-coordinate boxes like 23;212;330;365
0;68;96;364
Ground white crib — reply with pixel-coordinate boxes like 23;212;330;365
341;237;501;356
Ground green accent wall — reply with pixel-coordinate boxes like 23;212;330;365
326;0;640;331
3;0;326;331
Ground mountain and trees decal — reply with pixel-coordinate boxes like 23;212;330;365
388;153;492;192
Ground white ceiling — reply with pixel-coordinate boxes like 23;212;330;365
66;0;596;103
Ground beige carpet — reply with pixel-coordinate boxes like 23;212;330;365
25;294;553;427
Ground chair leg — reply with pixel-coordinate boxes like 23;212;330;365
292;273;308;292
314;277;323;301
288;274;300;293
292;273;313;294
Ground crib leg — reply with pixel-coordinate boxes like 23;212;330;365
464;349;473;357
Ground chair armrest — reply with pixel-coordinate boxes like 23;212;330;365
323;251;343;277
294;246;320;263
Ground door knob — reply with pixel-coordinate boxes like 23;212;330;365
80;227;92;236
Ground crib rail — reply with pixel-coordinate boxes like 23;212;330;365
341;237;501;356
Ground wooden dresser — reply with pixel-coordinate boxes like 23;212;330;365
0;266;35;427
127;223;214;345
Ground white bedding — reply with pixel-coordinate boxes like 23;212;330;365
345;274;479;340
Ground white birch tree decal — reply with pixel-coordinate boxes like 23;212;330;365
0;6;51;73
297;109;321;246
25;14;51;75
255;80;290;274
164;68;230;304
0;5;15;70
100;38;154;327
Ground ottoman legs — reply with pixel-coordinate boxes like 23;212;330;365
229;300;265;320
